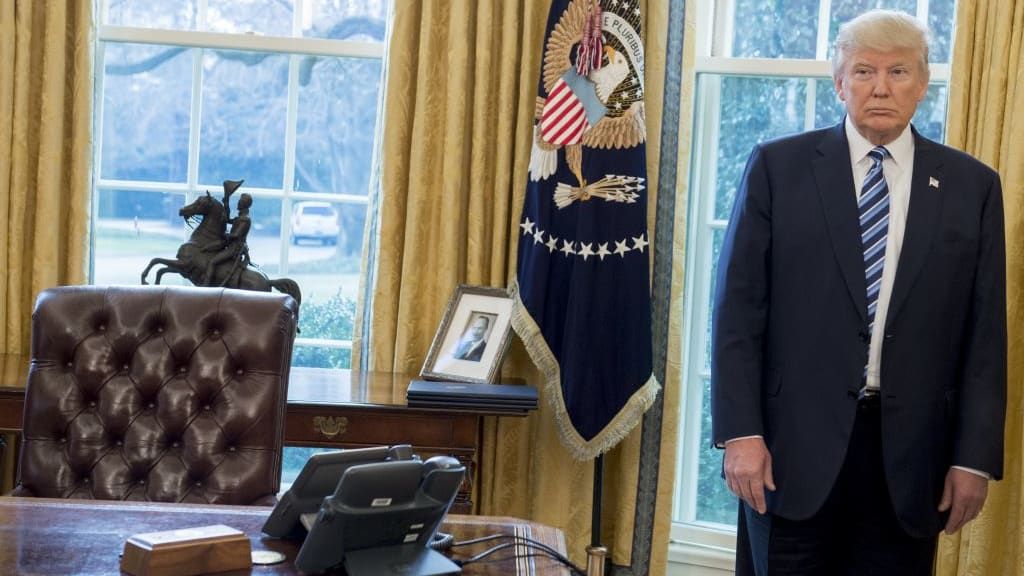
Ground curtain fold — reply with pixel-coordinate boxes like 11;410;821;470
0;0;93;355
936;1;1024;574
355;1;679;573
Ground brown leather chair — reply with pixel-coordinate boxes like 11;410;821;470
12;285;298;505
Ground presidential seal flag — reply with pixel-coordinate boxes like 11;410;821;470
511;0;659;459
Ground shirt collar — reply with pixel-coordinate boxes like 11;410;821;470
844;116;915;169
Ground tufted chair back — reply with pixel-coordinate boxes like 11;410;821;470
13;285;298;505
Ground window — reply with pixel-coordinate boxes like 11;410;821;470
671;0;956;559
92;0;391;485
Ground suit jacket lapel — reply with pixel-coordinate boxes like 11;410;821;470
813;123;867;322
885;130;943;328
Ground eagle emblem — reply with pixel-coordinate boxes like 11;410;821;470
529;0;647;208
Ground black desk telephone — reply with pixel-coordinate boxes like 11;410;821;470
261;444;465;575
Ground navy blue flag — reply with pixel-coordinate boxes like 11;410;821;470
511;0;659;459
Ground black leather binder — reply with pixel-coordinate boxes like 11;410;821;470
406;380;538;411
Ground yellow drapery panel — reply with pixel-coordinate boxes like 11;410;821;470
354;0;678;573
936;1;1024;574
0;0;93;355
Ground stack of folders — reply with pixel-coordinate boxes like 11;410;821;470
406;380;538;414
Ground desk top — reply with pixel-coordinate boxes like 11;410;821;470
0;497;570;575
0;353;525;417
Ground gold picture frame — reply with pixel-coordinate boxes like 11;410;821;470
420;284;514;384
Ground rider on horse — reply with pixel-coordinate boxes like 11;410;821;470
202;192;253;287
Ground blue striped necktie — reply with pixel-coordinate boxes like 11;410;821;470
860;146;890;335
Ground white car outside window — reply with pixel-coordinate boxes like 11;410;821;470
291;202;340;245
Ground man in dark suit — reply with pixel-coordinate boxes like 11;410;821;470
711;9;1006;575
453;315;489;362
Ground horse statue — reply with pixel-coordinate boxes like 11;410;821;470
140;190;302;308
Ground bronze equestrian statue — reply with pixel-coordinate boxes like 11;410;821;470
140;180;302;307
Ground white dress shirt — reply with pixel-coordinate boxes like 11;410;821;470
845;116;913;393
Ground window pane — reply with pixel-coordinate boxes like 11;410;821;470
729;0;818;59
912;84;948;141
293;345;353;369
242;196;285;274
714;76;807;220
281;446;339;486
287;200;365;344
100;44;192;182
95;189;189;286
814;78;845;128
199;50;288;189
206;0;293;36
704;228;725;371
104;0;198;30
697;378;736;524
928;0;957;63
302;0;388;42
294;58;383;195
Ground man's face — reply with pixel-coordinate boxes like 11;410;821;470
470;318;488;340
834;48;929;145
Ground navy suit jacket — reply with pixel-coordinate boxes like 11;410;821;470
711;121;1006;538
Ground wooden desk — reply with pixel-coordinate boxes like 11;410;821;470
0;354;526;513
0;497;569;575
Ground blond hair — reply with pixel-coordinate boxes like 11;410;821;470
832;9;930;81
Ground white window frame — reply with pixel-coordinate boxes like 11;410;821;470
671;0;950;569
92;1;389;357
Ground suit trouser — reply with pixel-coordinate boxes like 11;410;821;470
736;396;938;576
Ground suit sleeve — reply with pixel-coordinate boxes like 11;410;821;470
711;144;772;447
953;170;1007;479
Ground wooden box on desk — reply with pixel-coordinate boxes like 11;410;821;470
120;524;251;576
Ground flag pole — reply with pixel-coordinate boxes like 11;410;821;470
586;454;607;576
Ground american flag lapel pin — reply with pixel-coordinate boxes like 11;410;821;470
929;177;940;189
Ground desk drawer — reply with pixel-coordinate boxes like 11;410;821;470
284;406;480;513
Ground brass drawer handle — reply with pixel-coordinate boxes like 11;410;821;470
313;416;348;439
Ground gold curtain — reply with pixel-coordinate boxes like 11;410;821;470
354;0;678;573
936;1;1024;574
0;0;93;355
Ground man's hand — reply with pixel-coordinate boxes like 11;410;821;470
724;437;775;514
938;467;988;534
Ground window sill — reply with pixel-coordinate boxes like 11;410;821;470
668;539;735;573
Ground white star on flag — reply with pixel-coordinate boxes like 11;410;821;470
929;177;940;188
632;234;649;253
546;236;559;253
579;242;595;261
597;242;611;260
533;229;545;244
560;240;576;256
520;217;535;235
614;239;631;257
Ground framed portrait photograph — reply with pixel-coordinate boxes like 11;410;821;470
420;285;515;384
